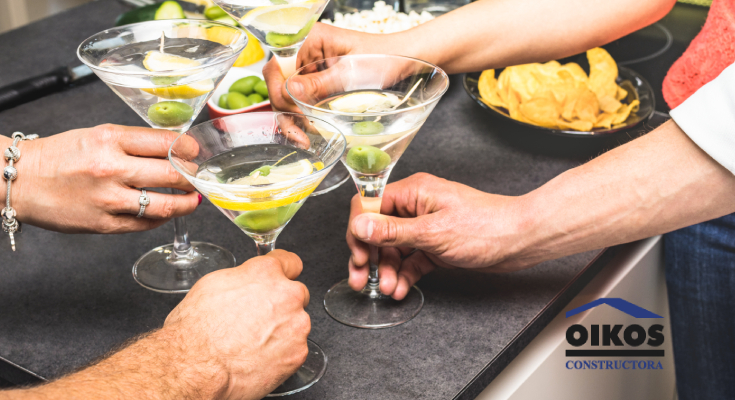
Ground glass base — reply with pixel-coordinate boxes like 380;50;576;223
132;241;236;293
266;339;327;397
323;279;424;329
310;163;350;196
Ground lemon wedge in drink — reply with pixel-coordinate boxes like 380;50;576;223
144;79;215;99
329;92;400;113
240;2;316;35
142;51;213;99
143;51;201;71
208;159;324;211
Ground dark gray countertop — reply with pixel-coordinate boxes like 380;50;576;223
0;1;705;398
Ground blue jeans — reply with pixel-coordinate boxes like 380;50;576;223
665;214;735;399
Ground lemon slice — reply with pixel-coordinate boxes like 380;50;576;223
208;159;322;211
209;185;316;211
143;79;214;100
143;51;201;72
240;3;315;34
231;159;315;185
329;92;400;113
233;31;266;67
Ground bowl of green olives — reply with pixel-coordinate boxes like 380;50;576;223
207;68;271;118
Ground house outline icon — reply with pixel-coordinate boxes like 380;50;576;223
565;298;663;319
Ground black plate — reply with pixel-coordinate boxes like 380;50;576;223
462;65;655;137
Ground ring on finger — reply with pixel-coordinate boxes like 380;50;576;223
137;189;151;218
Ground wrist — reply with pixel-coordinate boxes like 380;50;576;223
496;191;548;269
3;136;41;224
390;28;438;66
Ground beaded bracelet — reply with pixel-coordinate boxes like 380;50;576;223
3;132;38;251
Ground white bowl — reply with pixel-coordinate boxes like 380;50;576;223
207;64;272;118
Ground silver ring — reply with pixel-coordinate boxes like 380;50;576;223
137;189;150;218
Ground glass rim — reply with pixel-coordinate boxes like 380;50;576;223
286;54;450;117
76;19;248;76
169;111;348;190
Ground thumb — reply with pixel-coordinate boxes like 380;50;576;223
351;213;436;251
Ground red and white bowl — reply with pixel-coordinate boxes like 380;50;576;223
207;67;272;119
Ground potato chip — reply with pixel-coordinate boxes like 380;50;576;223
519;97;560;128
587;48;619;101
476;47;639;132
478;70;505;108
594;112;616;129
598;96;623;114
574;88;599;123
560;63;588;83
616;86;628;101
558;119;594;132
611;99;640;125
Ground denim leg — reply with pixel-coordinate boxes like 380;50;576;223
664;214;735;400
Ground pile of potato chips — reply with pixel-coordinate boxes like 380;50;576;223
478;48;640;131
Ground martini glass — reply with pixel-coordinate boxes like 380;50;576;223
212;0;329;78
169;112;346;396
78;20;248;292
287;54;449;328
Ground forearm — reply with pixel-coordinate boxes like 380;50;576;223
513;120;735;266
0;329;227;400
398;0;675;74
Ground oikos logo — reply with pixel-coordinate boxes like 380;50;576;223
563;298;665;370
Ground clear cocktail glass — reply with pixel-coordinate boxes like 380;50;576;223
213;0;329;78
78;20;248;292
286;54;449;328
169;112;346;395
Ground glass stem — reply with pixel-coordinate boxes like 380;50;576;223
169;188;194;261
256;240;276;256
367;244;381;290
359;179;388;299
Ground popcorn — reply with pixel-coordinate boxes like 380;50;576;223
321;1;434;34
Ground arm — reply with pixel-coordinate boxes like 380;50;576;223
264;0;675;110
4;329;227;400
0;124;199;235
1;250;310;400
402;0;677;74
345;120;735;298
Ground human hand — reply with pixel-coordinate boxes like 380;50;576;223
347;173;529;300
8;124;200;234
263;23;405;113
163;250;310;400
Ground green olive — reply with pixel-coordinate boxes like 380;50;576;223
147;101;194;127
352;121;384;135
204;5;228;20
226;92;252;109
265;17;316;47
234;203;302;233
218;94;229;109
248;93;265;104
345;145;391;174
229;76;261;95
254;81;269;98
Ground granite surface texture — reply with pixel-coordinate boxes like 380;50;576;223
0;1;703;399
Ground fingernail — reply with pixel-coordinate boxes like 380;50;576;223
197;194;202;205
354;215;375;240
